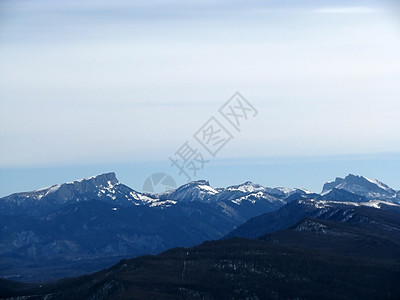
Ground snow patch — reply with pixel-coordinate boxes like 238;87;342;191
198;185;219;194
301;198;400;210
129;192;158;203
149;200;177;207
364;176;391;192
44;185;61;196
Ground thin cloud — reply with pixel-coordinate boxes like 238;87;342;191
313;7;380;14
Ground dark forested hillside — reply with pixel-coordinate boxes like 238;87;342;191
2;216;400;300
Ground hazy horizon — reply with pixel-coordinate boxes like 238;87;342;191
1;0;399;196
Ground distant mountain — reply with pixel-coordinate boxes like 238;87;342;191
159;180;298;212
1;173;398;283
226;197;400;239
5;211;400;299
217;181;311;201
0;172;161;216
0;175;300;217
159;180;219;203
0;173;300;282
322;174;398;202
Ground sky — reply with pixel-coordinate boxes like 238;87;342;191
0;0;399;195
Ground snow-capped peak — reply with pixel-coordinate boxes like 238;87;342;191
226;181;265;193
164;180;220;202
321;174;397;202
34;172;119;193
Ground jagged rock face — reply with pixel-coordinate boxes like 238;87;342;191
52;172;119;201
322;174;398;202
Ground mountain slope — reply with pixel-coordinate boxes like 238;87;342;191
0;199;246;282
4;217;400;300
226;197;400;239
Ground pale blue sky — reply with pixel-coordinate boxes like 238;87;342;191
0;0;399;195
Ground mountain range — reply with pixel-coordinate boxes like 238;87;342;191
0;172;399;286
0;173;305;282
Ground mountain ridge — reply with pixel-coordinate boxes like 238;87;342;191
0;173;297;282
1;172;399;282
